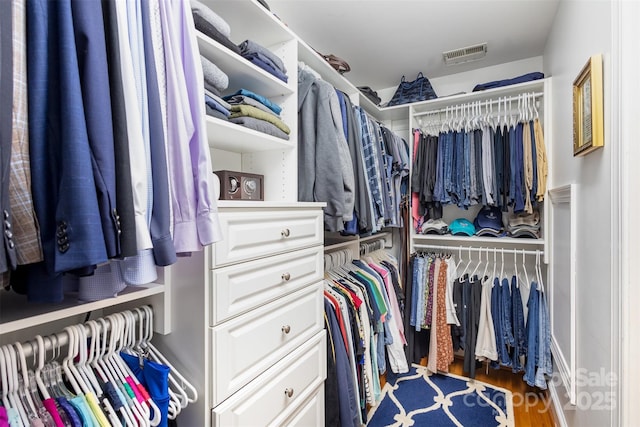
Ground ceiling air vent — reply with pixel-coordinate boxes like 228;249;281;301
443;43;488;66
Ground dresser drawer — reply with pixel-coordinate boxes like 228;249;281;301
283;386;324;427
210;246;323;325
211;207;323;267
210;283;323;406
212;331;326;427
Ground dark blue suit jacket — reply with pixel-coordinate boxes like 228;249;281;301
23;0;109;302
72;0;120;260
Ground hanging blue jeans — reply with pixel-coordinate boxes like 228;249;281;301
501;278;515;347
535;289;553;388
491;278;511;368
523;284;539;386
511;276;526;373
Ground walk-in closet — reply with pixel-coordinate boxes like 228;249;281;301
1;0;639;426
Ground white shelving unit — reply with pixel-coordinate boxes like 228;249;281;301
408;78;552;259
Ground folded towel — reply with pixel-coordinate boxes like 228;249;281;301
229;116;290;140
225;94;279;116
224;88;282;115
191;0;231;39
201;55;229;93
238;39;287;74
193;14;241;55
247;55;288;83
229;104;290;134
205;94;230;117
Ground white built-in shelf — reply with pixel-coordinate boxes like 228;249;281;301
206;116;294;153
411;78;548;115
201;0;295;48
412;233;544;247
197;32;293;99
0;284;165;335
297;41;357;96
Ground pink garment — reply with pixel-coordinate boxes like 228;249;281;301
43;398;65;427
0;406;8;427
369;262;407;345
412;129;421;230
126;376;145;403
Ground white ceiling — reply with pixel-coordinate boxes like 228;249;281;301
267;0;560;90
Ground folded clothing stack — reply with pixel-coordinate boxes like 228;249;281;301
191;0;241;55
238;39;288;83
421;218;448;235
201;55;229;97
506;210;541;239
204;92;232;121
223;89;290;140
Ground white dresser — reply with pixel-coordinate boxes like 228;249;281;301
156;202;326;426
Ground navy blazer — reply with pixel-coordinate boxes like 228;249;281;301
71;0;120;259
24;0;108;302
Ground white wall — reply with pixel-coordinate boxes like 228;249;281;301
377;56;544;105
543;1;614;426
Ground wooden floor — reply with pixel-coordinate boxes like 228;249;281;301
379;357;558;427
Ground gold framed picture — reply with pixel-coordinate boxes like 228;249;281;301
573;54;604;156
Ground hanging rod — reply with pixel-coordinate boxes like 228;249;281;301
413;243;543;257
12;306;150;360
412;91;543;118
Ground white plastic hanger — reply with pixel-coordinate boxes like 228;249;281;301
0;349;22;423
106;314;151;427
3;345;29;426
481;247;490;284
88;320;137;427
118;310;162;426
12;342;38;422
140;306;198;405
470;247;483;280
96;317;147;427
536;250;545;293
522;249;530;288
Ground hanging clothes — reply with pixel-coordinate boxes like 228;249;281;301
324;249;408;425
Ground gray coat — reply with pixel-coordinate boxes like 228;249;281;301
298;68;355;232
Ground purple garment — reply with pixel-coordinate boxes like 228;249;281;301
159;0;222;253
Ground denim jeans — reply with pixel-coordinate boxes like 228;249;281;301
455;131;465;206
536;289;553;388
494;127;504;208
434;133;445;202
511;276;526;373
509;125;517;205
523;284;539;386
491;277;511;367
460;275;470;350
443;131;454;204
501;277;515;346
461;131;471;208
514;123;525;212
411;256;425;328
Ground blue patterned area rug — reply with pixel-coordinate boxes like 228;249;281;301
366;364;514;427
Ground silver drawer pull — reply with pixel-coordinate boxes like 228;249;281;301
281;228;290;238
281;272;291;281
281;325;291;334
284;388;294;398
